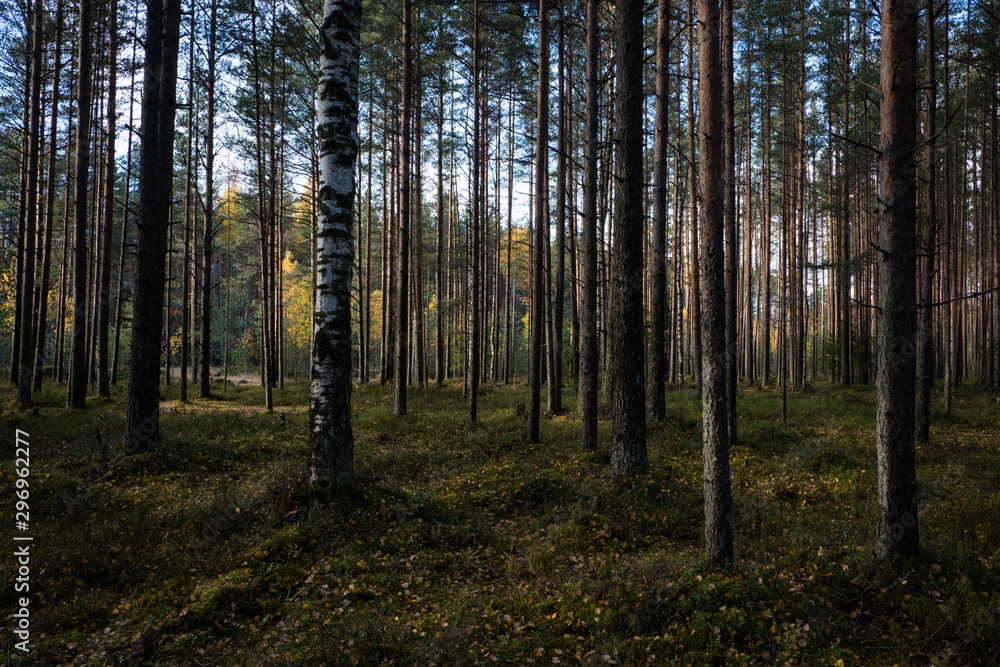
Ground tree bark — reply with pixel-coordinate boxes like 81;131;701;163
33;0;64;394
609;0;648;478
436;61;446;386
722;0;737;441
199;0;218;399
875;0;920;560
96;0;119;398
650;0;670;423
469;2;480;421
394;0;412;416
68;0;94;410
124;0;182;450
551;0;566;414
699;0;733;567
17;0;45;405
916;0;936;443
180;20;194;402
309;0;360;498
579;0;599;451
686;1;702;394
527;0;548;444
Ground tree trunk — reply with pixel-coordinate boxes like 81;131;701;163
916;0;936;444
526;0;548;443
113;10;139;387
698;0;733;567
839;3;852;386
124;0;182;450
394;0;412;416
579;0;599;451
551;0;566;414
436;61;446;386
33;0;64;394
17;0;45;405
95;0;118;398
469;3;480;421
609;0;648;478
722;0;737;441
875;0;920;560
180;21;194;402
686;2;702;394
309;0;360;498
68;0;94;410
199;0;218;399
650;0;670;423
10;22;32;388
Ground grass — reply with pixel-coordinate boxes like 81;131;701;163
2;376;999;665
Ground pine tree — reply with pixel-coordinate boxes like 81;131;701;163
874;0;920;560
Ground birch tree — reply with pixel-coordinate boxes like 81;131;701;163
307;0;361;498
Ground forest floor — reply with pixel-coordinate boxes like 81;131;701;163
2;377;999;666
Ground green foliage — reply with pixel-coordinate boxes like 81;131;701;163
3;380;998;665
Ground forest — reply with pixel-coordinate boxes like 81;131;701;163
2;0;999;663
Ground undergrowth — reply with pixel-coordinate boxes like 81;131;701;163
2;378;999;665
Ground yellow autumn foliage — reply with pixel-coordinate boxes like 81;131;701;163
282;252;312;350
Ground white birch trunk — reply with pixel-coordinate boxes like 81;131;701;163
308;0;361;498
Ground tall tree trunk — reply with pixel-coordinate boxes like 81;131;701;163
96;0;119;398
33;0;64;394
469;1;481;421
551;0;566;414
436;61;446;386
875;0;920;560
56;62;77;386
650;0;670;422
199;0;218;399
180;21;194;401
579;0;599;451
124;0;182;450
609;0;648;477
68;0;94;410
686;1;702;394
414;47;425;389
113;9;139;386
250;0;272;409
942;14;952;415
839;3;852;386
742;59;755;385
722;0;737;440
394;0;412;416
17;0;45;405
698;0;733;567
10;22;32;388
527;0;548;443
916;0;936;443
309;0;360;498
762;52;773;387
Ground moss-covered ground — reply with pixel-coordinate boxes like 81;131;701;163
2;378;998;665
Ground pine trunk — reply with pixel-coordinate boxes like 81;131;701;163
394;0;412;416
579;0;599;451
609;0;648;478
124;0;182;450
526;0;547;444
699;0;733;567
18;0;45;405
875;0;920;560
68;0;94;410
